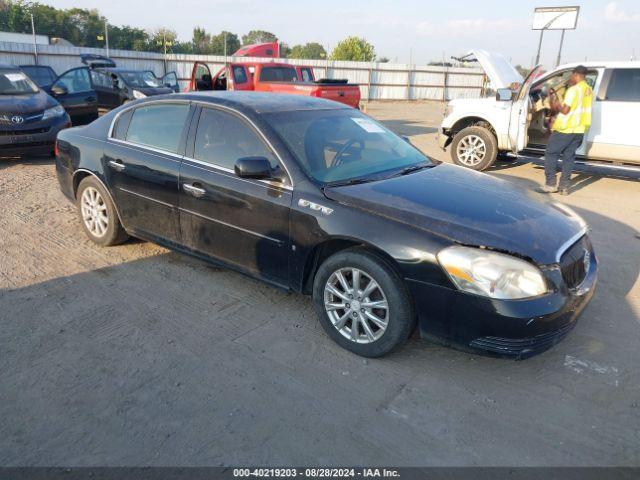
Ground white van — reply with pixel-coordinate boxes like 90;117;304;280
439;51;640;171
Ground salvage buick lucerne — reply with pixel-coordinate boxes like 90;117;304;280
55;92;597;358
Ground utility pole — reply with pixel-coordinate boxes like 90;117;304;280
104;19;109;57
555;29;565;67
30;13;38;65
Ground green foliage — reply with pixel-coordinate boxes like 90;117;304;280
241;30;277;46
210;31;240;55
330;36;375;62
377;56;390;63
288;42;326;60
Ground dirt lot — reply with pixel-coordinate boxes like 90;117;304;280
1;101;639;466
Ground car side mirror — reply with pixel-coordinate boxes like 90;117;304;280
401;135;412;144
50;84;68;96
496;88;513;101
234;156;275;180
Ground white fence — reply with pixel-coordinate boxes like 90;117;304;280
0;41;487;101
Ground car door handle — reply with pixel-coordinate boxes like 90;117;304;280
108;159;125;172
183;183;206;198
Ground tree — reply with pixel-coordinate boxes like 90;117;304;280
377;56;390;63
146;27;178;53
288;42;326;60
210;31;240;56
330;36;375;62
192;26;210;53
241;29;277;45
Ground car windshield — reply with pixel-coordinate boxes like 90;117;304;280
264;109;433;184
0;68;39;94
119;71;161;88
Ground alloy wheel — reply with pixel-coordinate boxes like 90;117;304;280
323;267;389;344
81;186;109;238
456;134;487;167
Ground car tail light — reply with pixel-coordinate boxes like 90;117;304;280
54;140;59;157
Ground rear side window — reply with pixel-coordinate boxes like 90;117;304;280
112;109;133;140
194;107;278;170
605;69;640;102
259;67;298;82
233;66;248;84
20;66;56;87
125;103;190;153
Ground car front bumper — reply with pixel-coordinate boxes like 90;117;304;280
0;114;70;157
438;130;451;150
406;251;598;359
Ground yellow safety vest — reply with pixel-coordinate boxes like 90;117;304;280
552;80;593;134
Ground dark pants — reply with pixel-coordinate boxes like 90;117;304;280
544;132;584;188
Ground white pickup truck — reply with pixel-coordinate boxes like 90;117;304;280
439;50;640;171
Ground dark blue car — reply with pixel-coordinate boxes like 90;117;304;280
0;63;70;157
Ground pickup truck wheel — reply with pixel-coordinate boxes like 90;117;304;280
451;126;497;171
312;248;415;358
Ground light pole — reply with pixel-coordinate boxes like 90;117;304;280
104;20;109;57
30;13;38;65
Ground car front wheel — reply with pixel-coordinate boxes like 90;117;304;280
76;176;129;246
450;125;498;171
312;248;415;357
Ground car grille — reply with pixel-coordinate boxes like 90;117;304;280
559;235;592;289
470;322;576;358
0;127;50;136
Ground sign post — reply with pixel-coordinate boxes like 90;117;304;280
532;6;580;67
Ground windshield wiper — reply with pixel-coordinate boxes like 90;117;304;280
323;177;378;188
390;163;435;177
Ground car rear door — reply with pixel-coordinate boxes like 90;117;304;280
161;71;179;92
103;101;194;243
90;70;122;112
228;64;252;91
178;105;292;286
587;67;640;164
50;67;98;125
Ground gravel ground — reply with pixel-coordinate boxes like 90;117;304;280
1;101;639;466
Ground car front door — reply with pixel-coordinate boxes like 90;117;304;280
178;105;292;286
103;101;194;243
508;65;543;155
190;62;213;91
587;67;640;165
161;71;179;92
90;70;122;112
50;67;98;125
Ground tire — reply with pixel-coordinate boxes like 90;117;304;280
450;125;498;171
76;176;129;246
312;248;415;357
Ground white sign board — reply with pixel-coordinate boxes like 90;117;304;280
532;6;580;30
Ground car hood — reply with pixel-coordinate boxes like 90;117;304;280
468;49;523;90
136;86;174;96
448;96;506;111
323;164;586;265
0;90;58;115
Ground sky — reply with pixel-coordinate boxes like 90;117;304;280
44;0;640;68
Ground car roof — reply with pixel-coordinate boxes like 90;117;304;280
0;63;19;69
160;91;351;114
557;60;640;69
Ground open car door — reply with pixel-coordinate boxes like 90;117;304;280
161;71;179;92
49;66;98;126
190;62;213;91
508;65;544;155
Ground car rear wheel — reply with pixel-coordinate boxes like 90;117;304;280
451;126;497;171
76;176;129;246
312;248;415;357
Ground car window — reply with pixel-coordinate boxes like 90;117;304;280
125;103;190;153
259;67;298;82
300;68;313;83
265;109;431;184
194;107;278;171
20;66;56;87
90;70;113;89
0;68;38;94
162;72;178;88
53;67;92;94
112;109;133;140
605;68;640;101
233;66;248;84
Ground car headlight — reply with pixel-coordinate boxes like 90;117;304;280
437;246;547;300
42;105;65;120
132;90;146;99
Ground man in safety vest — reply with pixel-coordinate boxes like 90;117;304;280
540;65;592;195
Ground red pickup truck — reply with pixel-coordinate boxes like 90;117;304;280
188;61;361;109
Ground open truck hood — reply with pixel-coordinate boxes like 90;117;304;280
467;49;523;90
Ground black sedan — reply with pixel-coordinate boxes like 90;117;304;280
55;92;597;358
0;63;70;157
